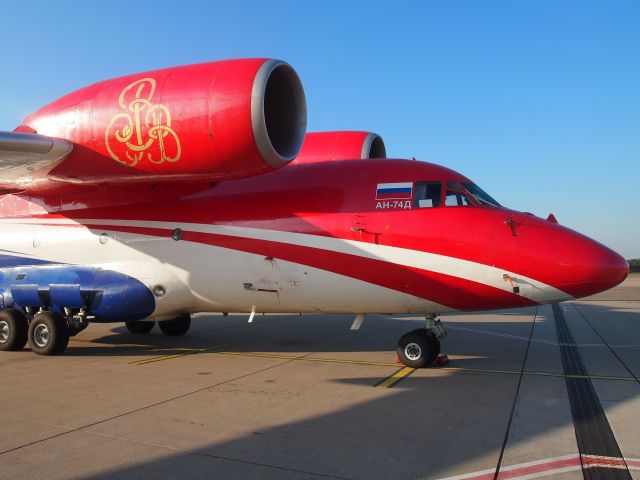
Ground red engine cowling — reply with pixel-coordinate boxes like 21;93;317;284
294;131;386;164
19;59;307;183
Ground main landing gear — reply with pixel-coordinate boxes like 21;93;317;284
125;321;155;334
396;314;447;368
1;306;192;355
28;311;70;355
0;309;28;352
0;309;74;355
125;314;191;336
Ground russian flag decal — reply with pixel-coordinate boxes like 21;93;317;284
376;182;413;200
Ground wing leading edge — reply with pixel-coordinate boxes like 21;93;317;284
0;131;73;191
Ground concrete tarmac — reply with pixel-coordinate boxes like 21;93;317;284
0;276;638;479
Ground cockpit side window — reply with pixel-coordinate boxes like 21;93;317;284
445;180;474;206
445;190;473;206
414;181;442;208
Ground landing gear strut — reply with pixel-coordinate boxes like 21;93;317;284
396;314;447;368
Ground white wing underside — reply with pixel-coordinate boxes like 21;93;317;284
0;131;73;191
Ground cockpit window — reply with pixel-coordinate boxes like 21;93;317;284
445;190;473;206
460;182;501;207
414;181;442;208
445;181;473;206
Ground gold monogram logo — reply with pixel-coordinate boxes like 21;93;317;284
105;78;181;167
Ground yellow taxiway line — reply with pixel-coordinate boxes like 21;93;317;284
374;367;416;388
129;341;246;365
71;338;637;383
210;352;637;382
212;350;400;367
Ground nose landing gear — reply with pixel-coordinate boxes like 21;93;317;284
396;314;447;368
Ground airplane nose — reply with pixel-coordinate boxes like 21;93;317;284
565;241;629;298
516;218;629;299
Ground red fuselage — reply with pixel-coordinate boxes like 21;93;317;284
4;158;627;313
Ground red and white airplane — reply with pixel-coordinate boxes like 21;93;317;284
0;59;629;367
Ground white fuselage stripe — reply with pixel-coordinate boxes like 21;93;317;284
0;218;572;304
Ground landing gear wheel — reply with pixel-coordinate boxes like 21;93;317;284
125;321;155;334
158;314;191;336
0;309;29;351
396;328;441;368
28;311;70;355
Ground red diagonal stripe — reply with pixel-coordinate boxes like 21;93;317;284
83;223;535;311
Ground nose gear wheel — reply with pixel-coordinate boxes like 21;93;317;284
396;328;441;368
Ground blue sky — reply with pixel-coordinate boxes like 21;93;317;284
1;1;638;258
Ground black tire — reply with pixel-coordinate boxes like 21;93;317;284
28;311;70;355
396;328;440;368
0;309;29;351
158;314;191;336
125;321;155;334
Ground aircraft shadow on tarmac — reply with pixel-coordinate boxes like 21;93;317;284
66;303;639;359
67;310;539;358
49;302;639;480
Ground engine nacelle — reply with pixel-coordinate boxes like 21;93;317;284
295;131;386;164
19;59;307;184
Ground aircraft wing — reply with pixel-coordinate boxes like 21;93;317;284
0;131;73;190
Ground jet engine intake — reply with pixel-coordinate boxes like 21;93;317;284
295;131;386;164
18;59;307;186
